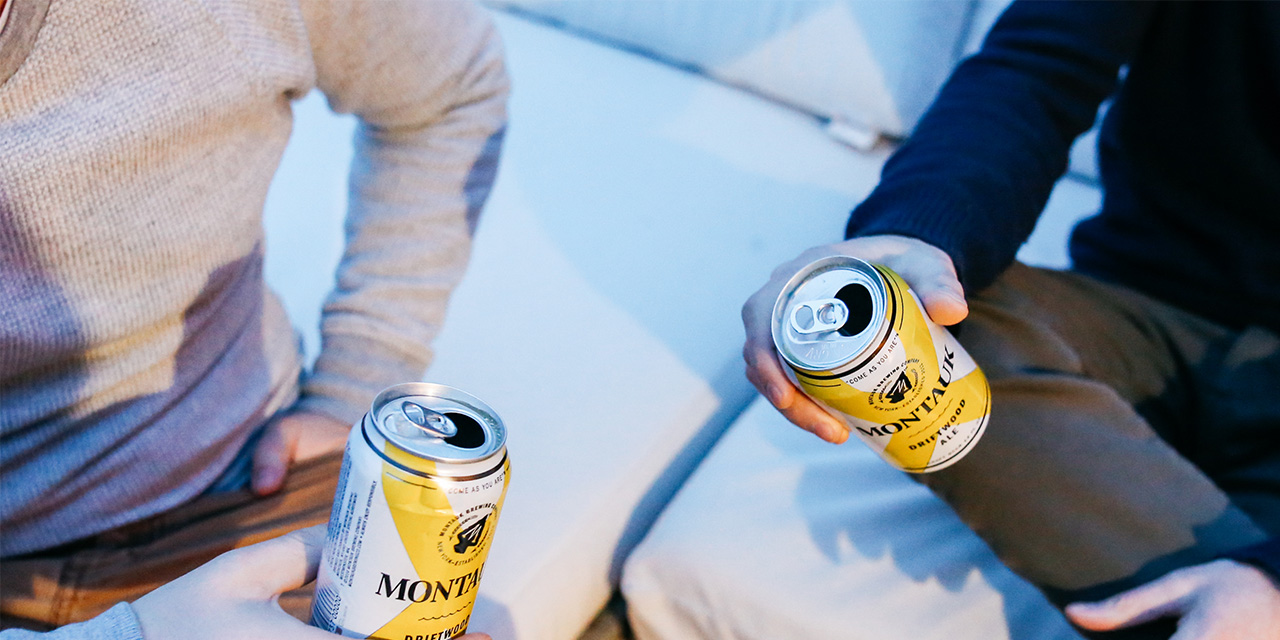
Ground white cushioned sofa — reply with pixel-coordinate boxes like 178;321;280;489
262;2;1103;639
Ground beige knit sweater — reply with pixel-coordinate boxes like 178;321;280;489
0;0;508;556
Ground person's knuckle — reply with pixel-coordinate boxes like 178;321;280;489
1206;558;1242;575
800;245;835;263
933;272;961;292
1167;564;1206;584
202;549;246;585
774;389;796;410
281;529;308;546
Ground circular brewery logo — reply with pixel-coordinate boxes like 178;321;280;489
436;504;496;567
867;358;926;411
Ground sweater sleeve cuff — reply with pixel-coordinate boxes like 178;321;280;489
846;188;990;291
845;175;1037;294
2;603;146;640
1220;537;1280;583
95;604;144;640
297;333;432;426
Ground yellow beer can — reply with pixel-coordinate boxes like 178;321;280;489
771;256;990;472
311;383;509;639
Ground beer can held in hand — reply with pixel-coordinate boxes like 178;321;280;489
310;383;509;639
772;256;990;473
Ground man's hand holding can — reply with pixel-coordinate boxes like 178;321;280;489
742;234;970;447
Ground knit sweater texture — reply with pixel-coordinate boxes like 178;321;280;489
847;0;1279;334
845;0;1279;580
0;0;508;557
0;604;142;640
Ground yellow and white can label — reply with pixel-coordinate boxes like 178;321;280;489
784;264;990;472
312;428;509;639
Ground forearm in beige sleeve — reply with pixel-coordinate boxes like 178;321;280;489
295;0;509;424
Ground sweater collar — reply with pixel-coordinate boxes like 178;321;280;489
0;1;13;36
0;0;51;88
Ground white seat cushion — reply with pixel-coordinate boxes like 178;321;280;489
622;397;1086;640
266;10;891;639
263;7;1103;637
489;0;972;138
426;13;891;639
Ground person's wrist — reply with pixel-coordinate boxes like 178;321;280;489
1218;539;1280;587
1219;558;1280;593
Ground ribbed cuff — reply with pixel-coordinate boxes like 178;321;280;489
845;178;1029;293
98;604;144;640
7;603;147;640
298;333;431;426
847;186;979;286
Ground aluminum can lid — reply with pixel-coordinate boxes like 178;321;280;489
771;256;888;372
369;382;506;465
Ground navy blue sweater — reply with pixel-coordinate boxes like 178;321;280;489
847;1;1279;580
848;1;1278;332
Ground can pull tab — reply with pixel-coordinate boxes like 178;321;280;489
402;401;458;439
790;298;849;335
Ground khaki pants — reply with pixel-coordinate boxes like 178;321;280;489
0;452;343;631
928;264;1279;639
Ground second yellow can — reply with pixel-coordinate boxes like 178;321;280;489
771;256;990;472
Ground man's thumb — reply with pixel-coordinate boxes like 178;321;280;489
917;283;969;326
891;264;968;326
221;525;328;597
872;239;969;326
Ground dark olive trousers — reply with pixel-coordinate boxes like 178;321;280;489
928;264;1279;639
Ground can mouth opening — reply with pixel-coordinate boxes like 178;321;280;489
835;283;874;337
443;412;487;449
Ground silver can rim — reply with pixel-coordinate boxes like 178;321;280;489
368;382;507;467
771;255;890;373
